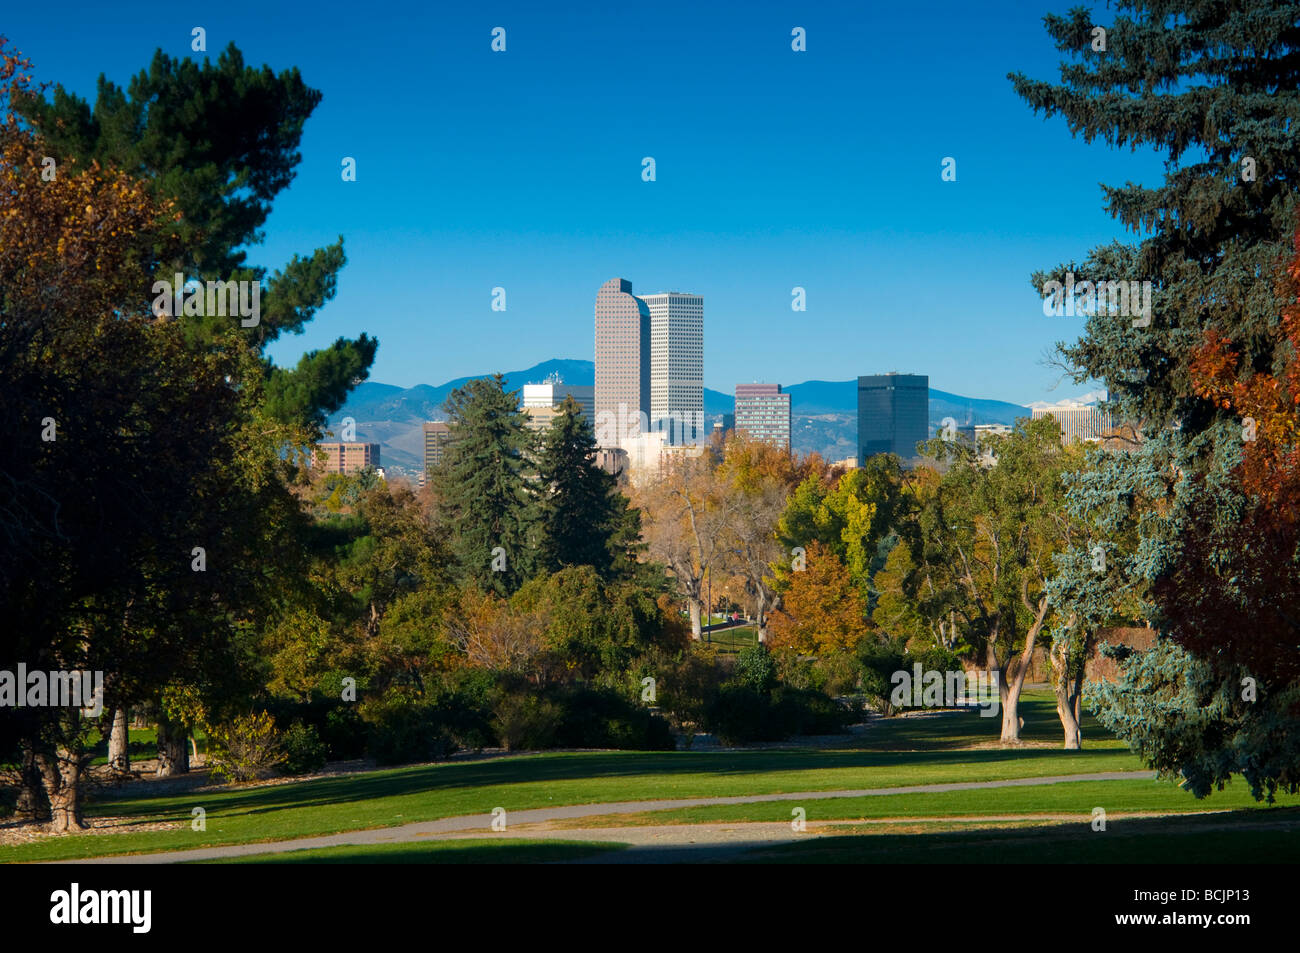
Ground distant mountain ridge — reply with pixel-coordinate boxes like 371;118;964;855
328;359;1032;474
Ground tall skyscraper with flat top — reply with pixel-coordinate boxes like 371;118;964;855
640;291;703;443
423;422;451;477
594;278;650;446
858;373;928;462
735;383;791;450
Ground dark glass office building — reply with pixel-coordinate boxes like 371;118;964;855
857;373;929;463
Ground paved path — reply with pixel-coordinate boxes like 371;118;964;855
52;770;1154;864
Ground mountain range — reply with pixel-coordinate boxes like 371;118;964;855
327;359;1036;476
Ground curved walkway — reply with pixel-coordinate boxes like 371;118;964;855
54;770;1154;864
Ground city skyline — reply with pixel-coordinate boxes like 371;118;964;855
2;0;1165;406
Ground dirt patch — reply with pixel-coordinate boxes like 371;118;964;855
0;814;181;846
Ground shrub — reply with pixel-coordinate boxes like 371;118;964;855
911;644;964;676
551;688;675;751
282;721;328;775
321;704;368;760
734;645;778;694
490;690;563;751
206;711;287;782
702;684;783;745
424;670;496;751
263;695;367;760
771;648;826;692
857;637;910;716
651;645;726;734
362;697;458;766
774;687;856;736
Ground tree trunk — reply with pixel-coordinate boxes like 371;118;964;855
997;595;1051;744
688;598;702;639
1057;694;1082;749
999;674;1025;743
1050;633;1087;750
156;717;190;776
108;706;131;774
34;747;85;832
991;640;1033;744
15;741;51;822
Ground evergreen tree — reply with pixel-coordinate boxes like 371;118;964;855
535;398;629;577
1013;1;1300;789
435;375;538;596
17;41;376;432
1010;0;1300;434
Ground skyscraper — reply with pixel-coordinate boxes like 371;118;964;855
858;373;929;462
315;441;381;474
594;278;650;447
423;421;451;477
734;383;791;450
640;291;704;444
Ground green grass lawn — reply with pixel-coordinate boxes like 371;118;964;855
205;839;628;864
544;778;1300;827
85;727;160;767
0;692;1155;863
740;809;1300;863
701;625;758;653
80;726;210;767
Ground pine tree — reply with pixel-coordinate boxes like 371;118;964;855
18;41;375;432
1013;1;1300;790
435;375;538;595
535;398;630;577
1010;0;1300;434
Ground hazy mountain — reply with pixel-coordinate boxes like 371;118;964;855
785;379;1030;426
1027;390;1107;410
328;360;1033;475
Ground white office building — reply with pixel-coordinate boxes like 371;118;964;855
521;377;595;433
640;292;704;445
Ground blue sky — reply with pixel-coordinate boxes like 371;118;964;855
7;0;1166;404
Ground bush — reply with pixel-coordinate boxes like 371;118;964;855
772;649;826;692
490;691;563;751
263;695;368;760
551;688;675;751
321;704;368;760
703;684;784;745
206;711;287;782
424;670;496;751
910;643;964;676
734;645;778;694
857;637;910;716
282;721;328;775
649;645;726;735
701;680;856;745
774;687;857;735
362;698;458;766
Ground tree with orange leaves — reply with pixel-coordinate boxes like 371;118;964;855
1190;231;1300;521
767;541;870;656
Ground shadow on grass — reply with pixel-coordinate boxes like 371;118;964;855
859;693;1113;751
64;690;1128;834
738;807;1300;863
86;742;1134;826
207;839;627;865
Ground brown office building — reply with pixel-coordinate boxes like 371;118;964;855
594;278;651;447
315;442;380;474
423;421;451;476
